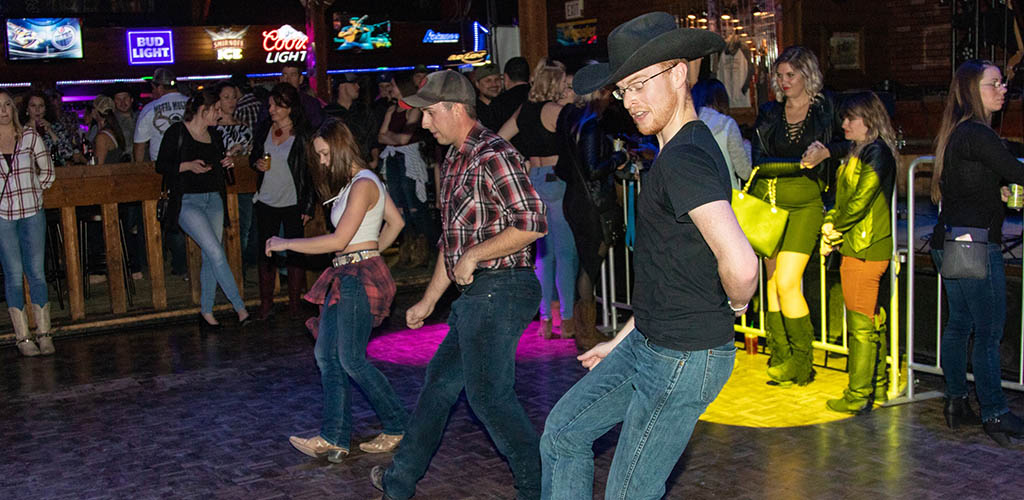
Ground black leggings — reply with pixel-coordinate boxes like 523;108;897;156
255;201;304;267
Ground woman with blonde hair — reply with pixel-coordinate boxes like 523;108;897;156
0;89;55;356
271;119;409;462
927;59;1024;445
752;46;841;386
499;59;579;340
819;92;896;413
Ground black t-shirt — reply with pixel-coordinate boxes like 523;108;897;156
632;120;734;351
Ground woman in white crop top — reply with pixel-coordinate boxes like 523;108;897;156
266;119;408;462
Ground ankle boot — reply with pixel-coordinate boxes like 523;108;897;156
767;315;815;385
257;259;276;320
11;307;39;357
943;395;982;429
827;310;886;414
764;311;789;367
983;411;1024;447
540;318;553;339
32;303;54;355
287;266;305;319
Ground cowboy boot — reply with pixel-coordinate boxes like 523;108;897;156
257;259;276;320
32;303;54;355
11;307;39;357
827;310;886;414
287;266;306;319
767;315;816;385
408;235;429;268
764;311;790;367
572;298;598;350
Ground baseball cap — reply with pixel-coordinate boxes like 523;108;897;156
337;72;359;84
472;64;499;81
412;64;429;74
92;95;114;114
399;70;475;109
152;67;176;86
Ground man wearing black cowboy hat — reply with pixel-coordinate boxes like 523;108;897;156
539;12;758;499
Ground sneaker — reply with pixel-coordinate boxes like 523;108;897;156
358;433;403;453
289;435;348;459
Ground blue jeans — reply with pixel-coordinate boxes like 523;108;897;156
932;244;1010;420
177;193;246;314
382;269;542;500
530;166;578;320
384;152;433;241
237;193;257;268
314;275;408;449
540;330;736;500
0;210;47;309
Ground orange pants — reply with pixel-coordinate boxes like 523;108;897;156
840;256;889;317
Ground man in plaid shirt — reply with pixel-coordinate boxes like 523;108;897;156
371;70;547;500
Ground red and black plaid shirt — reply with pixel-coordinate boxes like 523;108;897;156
439;123;547;281
0;129;54;220
303;256;396;338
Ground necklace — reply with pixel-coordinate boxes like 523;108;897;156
274;128;283;138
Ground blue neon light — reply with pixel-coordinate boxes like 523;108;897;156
126;30;174;65
423;29;459;43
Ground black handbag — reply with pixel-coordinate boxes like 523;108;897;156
156;126;185;225
942;226;989;279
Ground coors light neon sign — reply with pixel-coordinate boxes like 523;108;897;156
262;24;307;63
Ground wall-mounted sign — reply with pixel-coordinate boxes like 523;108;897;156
565;0;584;20
447;50;487;64
205;26;248;61
334;16;392;51
127;30;174;65
556;18;597;46
422;29;459;44
262;24;307;63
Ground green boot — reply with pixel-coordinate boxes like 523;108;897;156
764;311;790;367
826;310;888;413
873;309;890;403
767;315;815;385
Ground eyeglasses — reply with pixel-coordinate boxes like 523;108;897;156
612;64;677;100
981;80;1008;89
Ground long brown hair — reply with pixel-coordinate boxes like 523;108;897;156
931;59;995;204
838;91;898;160
0;90;23;137
309;118;367;202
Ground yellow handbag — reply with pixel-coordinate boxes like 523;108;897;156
732;166;789;257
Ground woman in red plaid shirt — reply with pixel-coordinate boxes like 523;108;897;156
0;90;55;357
266;119;409;463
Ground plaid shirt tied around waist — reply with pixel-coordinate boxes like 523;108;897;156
303;256;396;338
439;123;547;281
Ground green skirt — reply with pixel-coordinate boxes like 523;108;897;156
750;176;824;256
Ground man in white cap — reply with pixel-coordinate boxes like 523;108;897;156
539;12;758;499
369;70;547;500
133;67;188;162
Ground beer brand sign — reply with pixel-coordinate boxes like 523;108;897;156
262;24;307;63
205;26;248;61
447;50;487;64
126;30;174;65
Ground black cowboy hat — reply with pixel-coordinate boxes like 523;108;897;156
573;12;725;95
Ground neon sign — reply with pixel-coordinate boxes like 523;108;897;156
206;26;248;61
262;24;307;63
126;30;174;65
447;50;487;64
423;29;459;44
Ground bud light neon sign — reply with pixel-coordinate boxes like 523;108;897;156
126;30;174;65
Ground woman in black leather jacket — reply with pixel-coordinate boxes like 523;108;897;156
556;82;626;352
249;83;315;320
751;46;842;386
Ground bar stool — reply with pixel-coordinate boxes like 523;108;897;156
77;206;135;307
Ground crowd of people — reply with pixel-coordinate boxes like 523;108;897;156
3;8;1024;498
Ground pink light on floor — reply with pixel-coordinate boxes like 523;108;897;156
367;320;579;366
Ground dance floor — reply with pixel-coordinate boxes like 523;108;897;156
2;307;1023;499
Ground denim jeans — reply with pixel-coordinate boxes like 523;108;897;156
382;269;542;500
177;193;246;314
314;275;408;449
237;193;257;269
385;152;433;241
540;330;736;500
0;210;48;309
530;166;578;320
932;244;1010;420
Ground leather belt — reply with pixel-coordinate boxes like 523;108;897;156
332;249;380;268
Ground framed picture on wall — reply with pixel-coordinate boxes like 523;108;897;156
829;31;862;70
